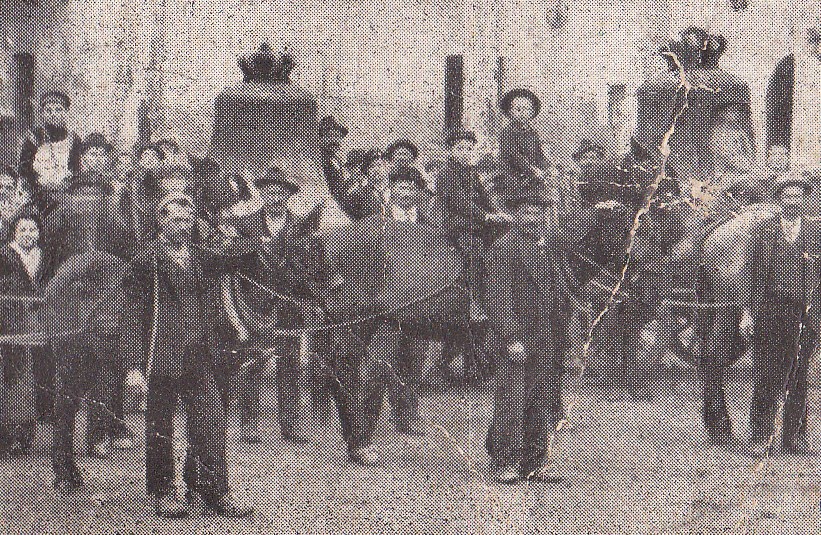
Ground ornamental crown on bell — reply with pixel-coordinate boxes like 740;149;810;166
238;42;296;83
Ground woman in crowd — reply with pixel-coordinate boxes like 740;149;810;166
0;209;55;453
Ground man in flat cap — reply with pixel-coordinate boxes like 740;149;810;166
222;167;315;445
18;91;83;214
496;88;551;209
483;187;574;484
738;174;820;455
381;166;437;435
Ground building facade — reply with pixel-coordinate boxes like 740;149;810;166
1;0;817;170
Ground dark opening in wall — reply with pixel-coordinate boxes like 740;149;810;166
444;55;464;135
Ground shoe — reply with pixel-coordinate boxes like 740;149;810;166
706;424;734;447
153;491;189;518
348;445;380;466
783;437;818;456
199;491;254;518
53;474;84;494
494;466;520;484
112;436;134;450
520;465;565;484
87;438;111;459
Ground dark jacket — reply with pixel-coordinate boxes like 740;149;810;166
119;236;255;378
0;244;53;339
496;122;549;203
484;227;575;353
437;158;495;239
42;182;134;267
229;208;322;327
749;217;821;320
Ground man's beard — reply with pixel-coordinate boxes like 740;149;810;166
166;227;193;245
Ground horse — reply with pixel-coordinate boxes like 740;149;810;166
41;249;131;492
215;174;641;460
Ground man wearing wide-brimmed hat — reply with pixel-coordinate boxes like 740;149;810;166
741;173;820;456
18;90;83;212
495;88;550;209
222;166;316;446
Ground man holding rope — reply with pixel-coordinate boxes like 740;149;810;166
120;193;254;518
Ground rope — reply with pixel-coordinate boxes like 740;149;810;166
236;276;465;338
144;251;160;380
0;328;83;346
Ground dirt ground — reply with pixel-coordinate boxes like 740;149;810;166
0;374;820;535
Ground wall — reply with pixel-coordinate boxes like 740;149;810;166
0;0;804;168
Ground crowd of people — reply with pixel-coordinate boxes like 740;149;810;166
0;79;817;519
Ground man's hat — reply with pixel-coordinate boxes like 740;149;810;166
384;139;419;161
388;166;426;190
572;139;606;162
80;132;114;154
319;115;349;137
773;173;813;197
254;166;299;194
344;149;367;170
445;129;477;148
40;90;70;109
499;88;542;117
134;141;161;158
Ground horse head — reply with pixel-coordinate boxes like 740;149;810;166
41;250;130;349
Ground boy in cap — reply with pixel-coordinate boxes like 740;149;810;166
18;91;83;211
496;88;550;208
437;130;510;381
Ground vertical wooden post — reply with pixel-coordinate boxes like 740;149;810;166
444;55;464;134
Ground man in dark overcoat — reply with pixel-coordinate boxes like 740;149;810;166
743;174;820;455
120;194;254;517
484;188;577;484
223;167;315;444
